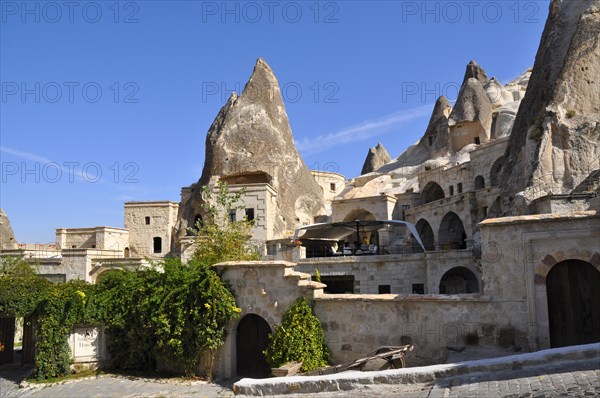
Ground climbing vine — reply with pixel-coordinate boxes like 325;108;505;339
0;182;256;380
264;297;329;372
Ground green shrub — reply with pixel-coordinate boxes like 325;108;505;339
264;297;329;372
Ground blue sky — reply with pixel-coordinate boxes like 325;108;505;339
1;1;549;243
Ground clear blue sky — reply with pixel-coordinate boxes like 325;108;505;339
1;0;549;243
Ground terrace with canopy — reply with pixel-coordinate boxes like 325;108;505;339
293;220;426;258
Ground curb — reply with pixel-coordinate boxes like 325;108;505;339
233;343;600;396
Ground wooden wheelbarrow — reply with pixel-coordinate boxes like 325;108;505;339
302;344;414;376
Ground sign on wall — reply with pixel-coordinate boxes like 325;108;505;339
70;325;105;362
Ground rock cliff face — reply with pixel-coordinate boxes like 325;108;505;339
0;208;18;250
501;0;600;214
361;143;391;174
179;58;325;238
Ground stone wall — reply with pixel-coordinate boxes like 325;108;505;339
229;183;278;243
124;201;179;258
480;211;600;350
332;195;396;222
56;227;129;252
296;254;426;294
314;295;527;366
310;171;346;216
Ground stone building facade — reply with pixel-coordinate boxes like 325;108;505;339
2;1;599;377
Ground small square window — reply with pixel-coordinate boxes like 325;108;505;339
412;284;424;294
474;137;481;145
378;285;391;294
245;208;255;221
145;216;150;225
330;183;336;191
457;183;463;194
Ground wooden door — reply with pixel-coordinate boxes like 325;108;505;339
547;260;600;347
236;314;271;378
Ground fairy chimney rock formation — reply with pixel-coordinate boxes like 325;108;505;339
361;143;392;174
501;0;600;214
448;63;494;152
179;58;325;238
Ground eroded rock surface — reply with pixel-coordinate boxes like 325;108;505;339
0;208;18;250
501;0;600;214
179;58;325;238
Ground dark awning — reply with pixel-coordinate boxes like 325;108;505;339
293;220;425;250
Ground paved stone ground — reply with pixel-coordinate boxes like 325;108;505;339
1;359;598;397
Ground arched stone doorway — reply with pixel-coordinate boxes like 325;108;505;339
546;260;600;348
439;267;479;294
421;181;445;204
439;212;467;250
474;175;485;190
415;219;434;251
236;314;272;378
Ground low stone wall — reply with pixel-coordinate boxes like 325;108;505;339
314;294;529;366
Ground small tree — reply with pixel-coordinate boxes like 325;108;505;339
191;180;261;263
264;297;329;372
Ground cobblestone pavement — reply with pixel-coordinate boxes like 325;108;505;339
1;359;598;398
0;366;33;398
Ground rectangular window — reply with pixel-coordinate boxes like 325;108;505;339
449;185;454;196
145;216;150;225
245;208;255;221
320;275;355;294
412;284;425;294
401;204;410;221
267;243;279;256
457;183;463;193
330;183;336;191
428;136;433;146
474;137;481;145
229;210;236;222
378;285;391;294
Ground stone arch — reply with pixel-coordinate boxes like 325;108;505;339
474;175;485;190
421;181;445;204
343;209;375;222
489;157;505;187
546;260;600;348
415;218;434;251
439;266;479;294
439;212;466;250
94;268;122;284
236;313;272;378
